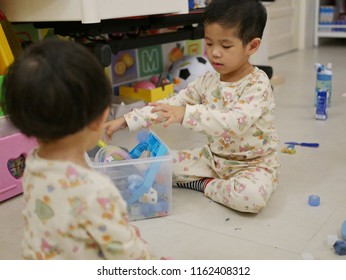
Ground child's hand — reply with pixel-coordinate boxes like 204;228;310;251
104;117;127;141
150;103;185;127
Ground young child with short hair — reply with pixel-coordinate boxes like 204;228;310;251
1;39;157;259
105;0;280;214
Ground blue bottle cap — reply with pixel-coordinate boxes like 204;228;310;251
333;240;346;256
308;195;320;207
341;220;346;241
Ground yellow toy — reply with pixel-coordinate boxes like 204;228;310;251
97;139;107;148
281;145;296;154
0;24;14;75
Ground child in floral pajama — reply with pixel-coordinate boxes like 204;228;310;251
105;0;280;213
1;39;157;259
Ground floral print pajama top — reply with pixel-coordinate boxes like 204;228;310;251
21;149;155;259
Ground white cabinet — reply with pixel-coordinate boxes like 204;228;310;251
0;0;188;24
314;0;346;46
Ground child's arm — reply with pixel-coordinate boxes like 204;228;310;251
105;74;207;136
122;79;204;131
182;81;274;137
104;116;127;141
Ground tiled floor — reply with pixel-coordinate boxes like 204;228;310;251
1;42;346;260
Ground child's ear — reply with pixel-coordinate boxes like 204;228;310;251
247;38;261;55
88;107;110;131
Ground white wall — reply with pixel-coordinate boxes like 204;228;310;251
233;0;317;65
298;0;316;50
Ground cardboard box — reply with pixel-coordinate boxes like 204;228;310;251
108;96;146;120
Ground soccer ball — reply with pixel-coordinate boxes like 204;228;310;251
168;55;214;92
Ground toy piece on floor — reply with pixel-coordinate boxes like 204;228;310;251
308;195;320;207
341;220;346;241
284;142;319;147
282;141;320;154
333;240;346;256
281;144;296;154
300;250;314;260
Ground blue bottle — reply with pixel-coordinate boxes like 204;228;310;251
315;63;332;108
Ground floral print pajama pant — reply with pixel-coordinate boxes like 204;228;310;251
172;145;279;213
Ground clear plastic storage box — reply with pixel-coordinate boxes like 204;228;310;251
86;130;173;221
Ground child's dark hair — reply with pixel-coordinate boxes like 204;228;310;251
202;0;267;45
0;39;112;142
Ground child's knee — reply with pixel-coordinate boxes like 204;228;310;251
204;179;270;213
227;190;267;213
243;189;268;213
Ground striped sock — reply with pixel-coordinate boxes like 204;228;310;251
176;178;213;193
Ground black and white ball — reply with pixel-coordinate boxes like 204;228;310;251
168;55;214;92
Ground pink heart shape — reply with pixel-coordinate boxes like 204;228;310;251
7;154;26;179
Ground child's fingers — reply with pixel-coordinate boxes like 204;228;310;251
151;103;167;113
154;113;167;124
163;117;175;127
104;124;115;141
163;120;171;127
105;131;112;142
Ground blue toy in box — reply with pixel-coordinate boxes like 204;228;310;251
125;131;168;204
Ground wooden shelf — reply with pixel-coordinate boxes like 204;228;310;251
314;0;346;46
